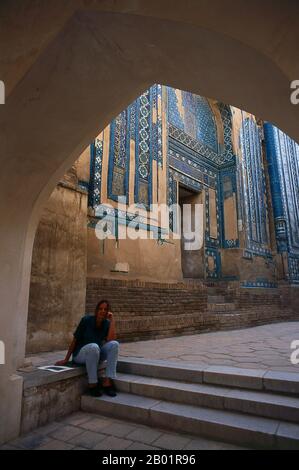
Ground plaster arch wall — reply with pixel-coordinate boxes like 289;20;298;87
1;0;299;443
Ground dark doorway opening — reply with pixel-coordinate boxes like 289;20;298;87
179;184;204;279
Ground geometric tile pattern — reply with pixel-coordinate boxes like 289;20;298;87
204;187;221;249
239;116;270;257
90;84;163;208
205;246;221;279
264;123;299;283
288;257;299;282
134;85;163;206
240;280;278;288
108;110;130;201
218;103;235;162
219;168;239;249
168;148;217;188
135;89;152;206
137;91;151;181
88;135;104;208
167;88;218;152
168;124;224;166
151;84;163;168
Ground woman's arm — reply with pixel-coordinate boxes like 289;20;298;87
106;312;116;342
55;337;77;366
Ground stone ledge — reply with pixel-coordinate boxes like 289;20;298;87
20;361;107;389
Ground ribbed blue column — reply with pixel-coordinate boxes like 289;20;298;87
263;123;288;252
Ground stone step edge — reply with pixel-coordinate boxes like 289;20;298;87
117;357;299;395
21;356;299;396
81;392;299;449
114;372;299;423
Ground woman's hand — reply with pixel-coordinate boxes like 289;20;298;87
106;311;116;341
107;311;113;320
54;338;77;366
55;359;68;366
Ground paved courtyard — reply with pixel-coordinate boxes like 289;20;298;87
1;411;244;450
120;321;299;373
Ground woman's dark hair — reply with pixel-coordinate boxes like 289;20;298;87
95;299;110;315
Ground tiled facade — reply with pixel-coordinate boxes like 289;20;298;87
87;85;299;284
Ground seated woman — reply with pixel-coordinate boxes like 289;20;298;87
56;299;119;397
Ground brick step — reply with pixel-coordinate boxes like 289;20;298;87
88;282;206;289
88;295;207;302
88;287;205;293
88;293;206;298
116;322;205;335
208;295;226;303
207;303;236;312
88;304;206;308
88;300;207;307
91;306;206;312
90;308;207;315
106;300;202;303
115;312;203;317
207;289;230;297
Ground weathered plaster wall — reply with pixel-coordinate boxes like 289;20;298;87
26;178;88;353
221;249;276;283
21;374;86;434
87;225;182;282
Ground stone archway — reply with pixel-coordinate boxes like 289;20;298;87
1;0;299;444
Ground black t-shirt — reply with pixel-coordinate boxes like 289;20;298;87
72;315;110;358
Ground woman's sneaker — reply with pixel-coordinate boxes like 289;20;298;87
88;384;102;397
103;386;117;397
103;379;117;397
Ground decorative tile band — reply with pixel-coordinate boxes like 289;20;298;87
240;280;278;289
88;209;168;237
168;123;234;167
89;136;104;207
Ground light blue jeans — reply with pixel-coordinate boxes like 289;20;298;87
73;341;119;384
